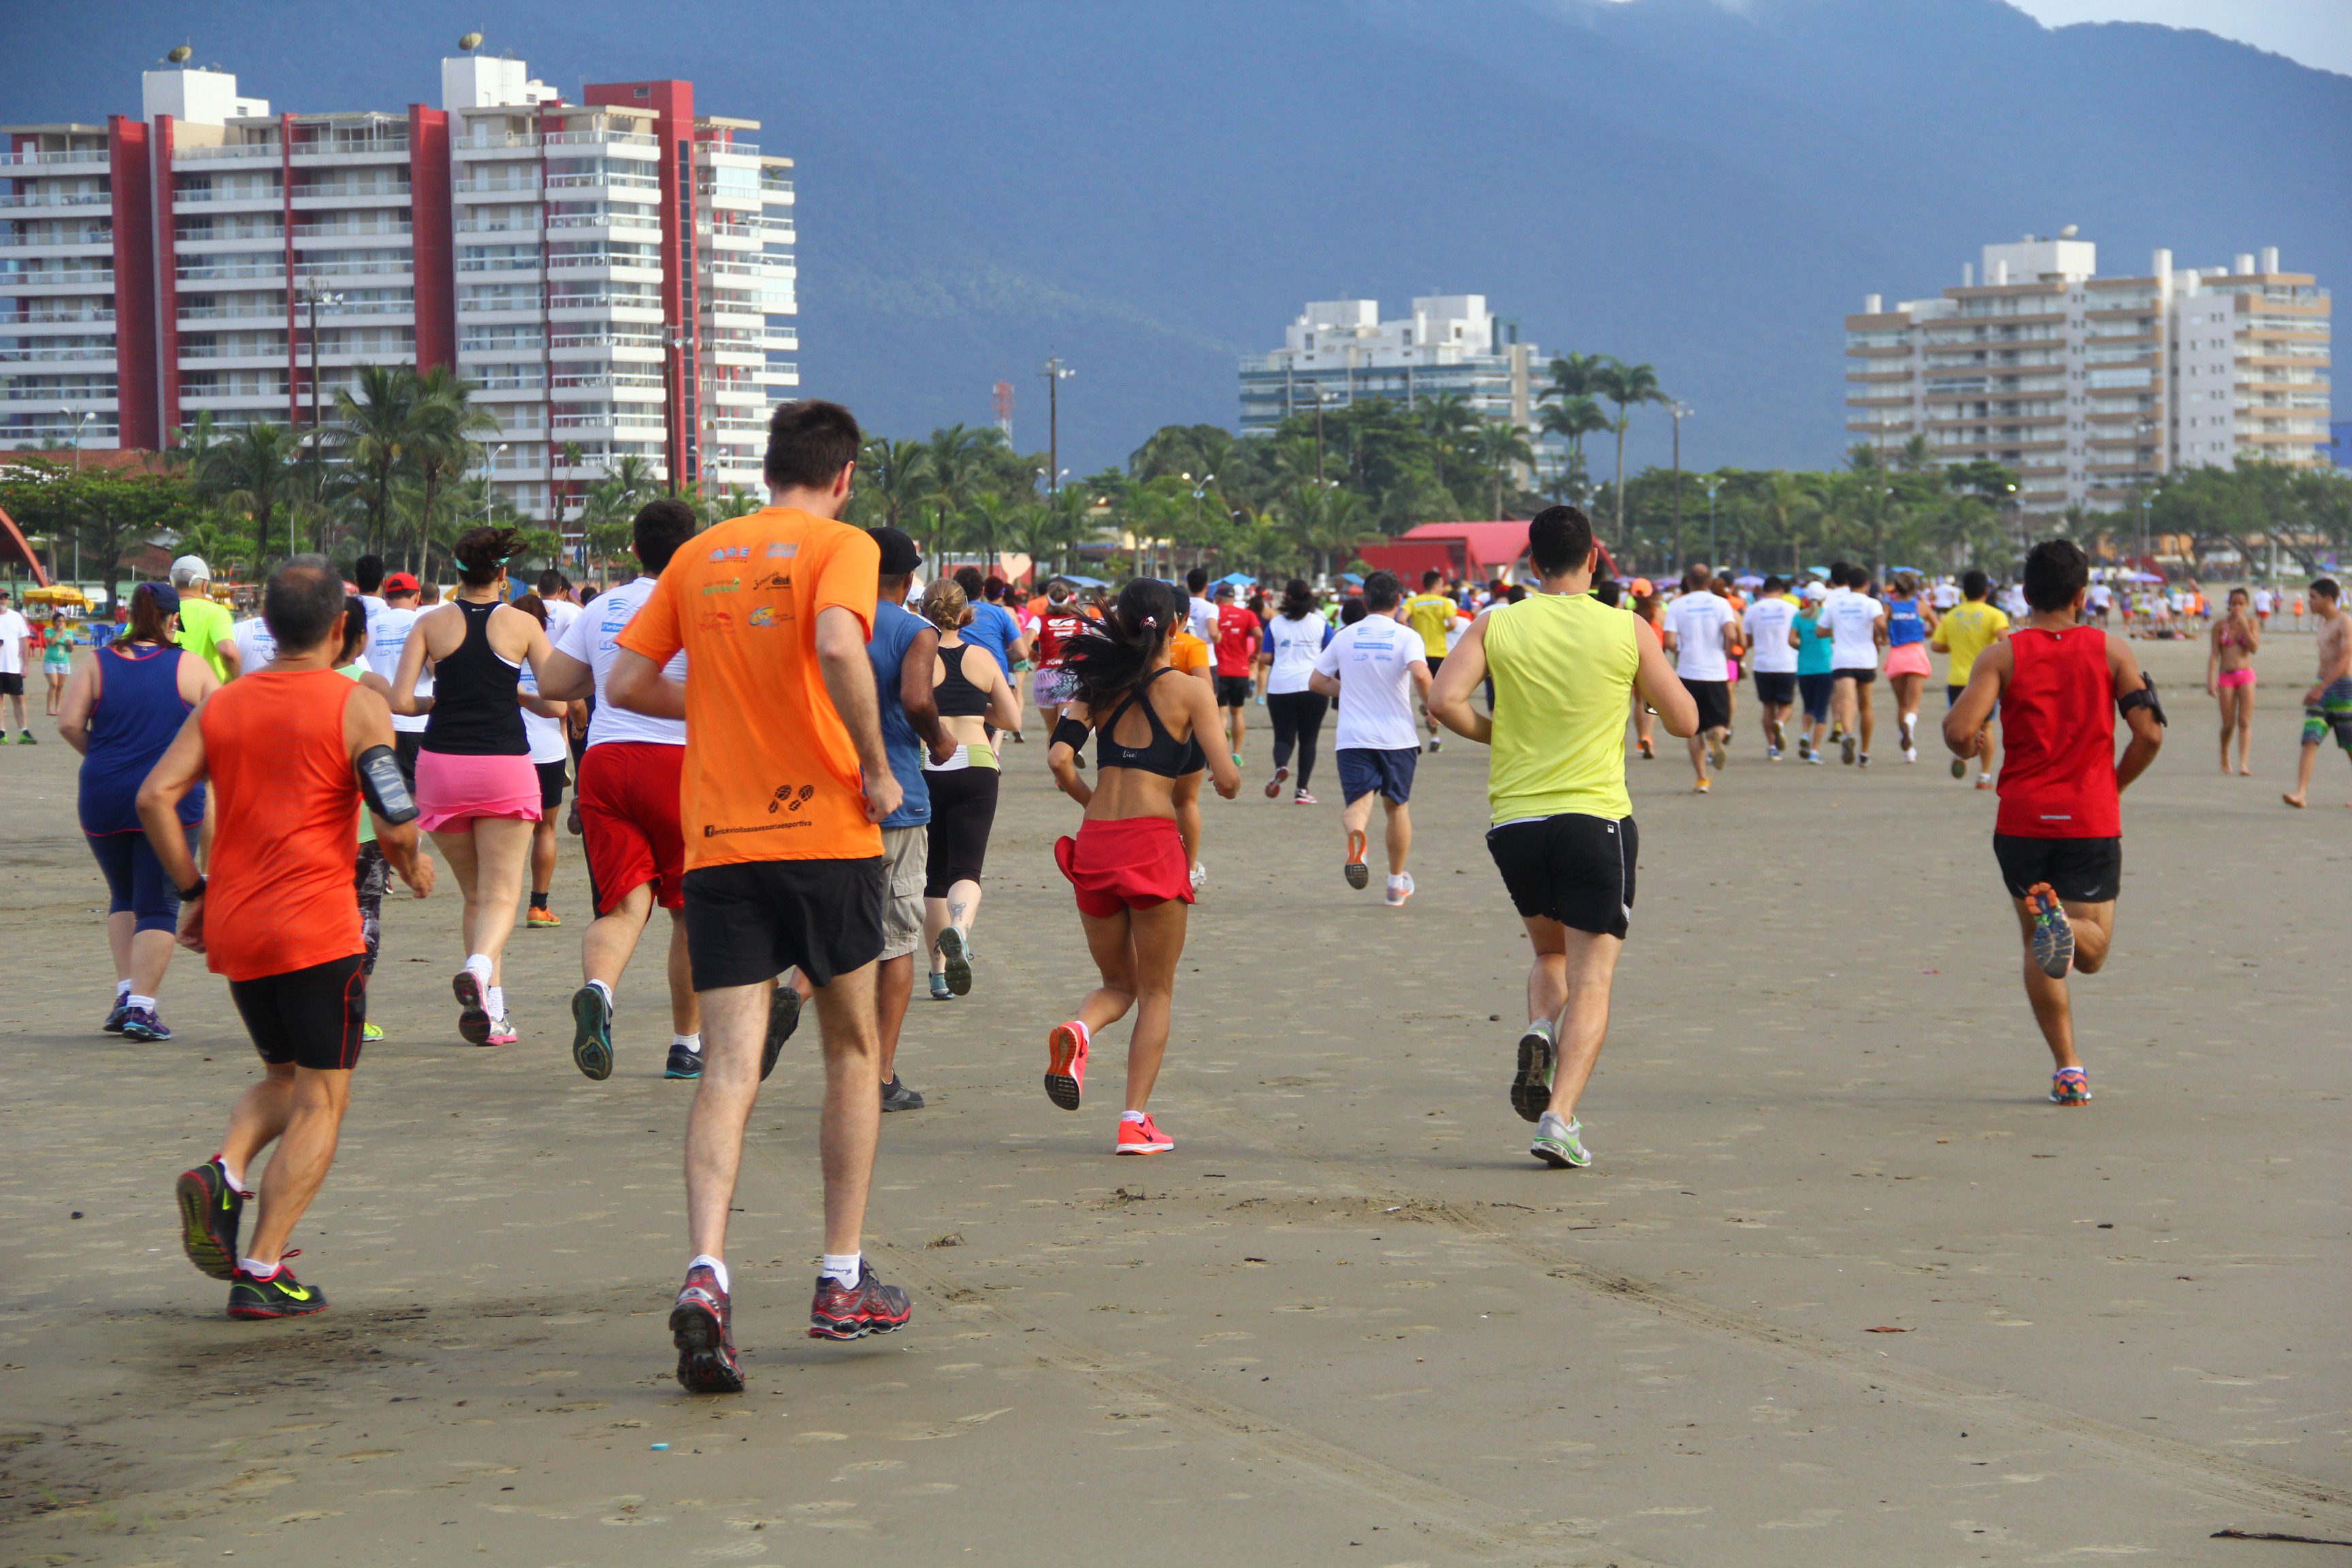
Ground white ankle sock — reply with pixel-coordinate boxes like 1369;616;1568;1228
127;994;155;1013
466;953;493;984
672;1032;702;1054
819;1252;862;1288
689;1252;730;1294
115;979;132;1000
216;1156;248;1195
238;1255;280;1279
1120;1109;1147;1124
485;985;504;1017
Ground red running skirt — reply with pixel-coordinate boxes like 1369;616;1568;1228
1055;816;1193;918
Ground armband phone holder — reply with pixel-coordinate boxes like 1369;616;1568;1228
357;745;419;824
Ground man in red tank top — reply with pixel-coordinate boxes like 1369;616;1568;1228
140;557;436;1320
1944;540;2163;1107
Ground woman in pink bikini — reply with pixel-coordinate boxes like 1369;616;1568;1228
2207;585;2260;776
388;527;555;1046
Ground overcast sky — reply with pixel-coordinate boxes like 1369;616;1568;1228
2006;0;2352;75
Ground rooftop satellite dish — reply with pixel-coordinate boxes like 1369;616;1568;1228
459;31;484;51
167;44;193;63
2059;223;2079;239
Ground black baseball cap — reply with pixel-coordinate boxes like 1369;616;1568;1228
868;526;921;576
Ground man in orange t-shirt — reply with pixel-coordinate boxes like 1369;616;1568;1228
609;400;911;1390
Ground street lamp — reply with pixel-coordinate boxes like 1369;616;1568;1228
1702;474;1722;570
1181;471;1214;578
1039;356;1075;500
1669;402;1693;570
483;443;509;526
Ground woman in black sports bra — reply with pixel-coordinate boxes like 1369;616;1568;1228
1043;578;1241;1156
915;578;1024;1001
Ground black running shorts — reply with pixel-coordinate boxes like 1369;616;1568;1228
1213;674;1253;708
1680;678;1730;732
683;855;885;990
1992;834;2121;904
1486;813;1637;939
534;759;569;811
229;953;368;1072
1752;670;1797;706
1834;666;1877;686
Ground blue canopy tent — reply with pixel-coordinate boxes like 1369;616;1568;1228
1217;572;1256;587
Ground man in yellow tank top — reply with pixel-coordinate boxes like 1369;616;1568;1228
1428;506;1696;1171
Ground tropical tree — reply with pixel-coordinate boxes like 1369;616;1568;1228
194;421;303;564
1588;359;1669;537
334;364;418;557
1466;420;1536;521
853;436;932;532
405;364;501;574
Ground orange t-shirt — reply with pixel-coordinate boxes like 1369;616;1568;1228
200;669;366;981
1169;629;1211;676
619;507;881;869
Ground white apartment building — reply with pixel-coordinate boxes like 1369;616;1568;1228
1846;234;2332;517
0;47;800;523
1241;295;1541;442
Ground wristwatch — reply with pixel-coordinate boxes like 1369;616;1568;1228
178;875;208;903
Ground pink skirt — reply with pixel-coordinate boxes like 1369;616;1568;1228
1886;642;1933;679
415;749;542;832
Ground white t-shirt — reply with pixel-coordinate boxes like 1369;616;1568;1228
543;596;581;649
1931;580;1961;610
1312;613;1424;752
554;575;687;748
368;604;431;734
231;615;278;674
359;592;387;634
0;608;27;675
1663;591;1735;682
1742;596;1798;674
2253;588;2273;615
1264;611;1328;696
517;662;571;766
1820;589;1883;670
1188;595;1219;646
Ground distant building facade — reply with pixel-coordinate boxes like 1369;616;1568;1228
1846;235;2332;517
1241;295;1539;438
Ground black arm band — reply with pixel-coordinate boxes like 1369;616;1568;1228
2117;678;2166;727
356;745;419;824
1051;716;1092;751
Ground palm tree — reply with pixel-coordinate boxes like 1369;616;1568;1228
334;365;419;559
1588;359;1669;538
195;422;302;566
1544;351;1609;404
856;436;932;532
1538;393;1610;474
1753;470;1824;577
924;424;993;565
1467;420;1536;520
406;365;501;574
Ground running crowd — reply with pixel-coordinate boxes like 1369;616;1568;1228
41;397;2352;1394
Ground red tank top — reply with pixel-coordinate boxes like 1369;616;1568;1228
199;669;366;981
1995;625;2119;839
1034;606;1092;668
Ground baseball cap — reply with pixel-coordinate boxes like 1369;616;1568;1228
1213;581;1236;599
381;571;421;594
170;554;210;583
135;581;182;616
867;525;921;576
1628;578;1654;598
1801;581;1829;602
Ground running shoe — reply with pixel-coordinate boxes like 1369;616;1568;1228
120;1006;171;1042
936;926;973;996
1797;734;1813;761
928;972;955;1001
1265;765;1289;799
664;1042;703;1079
103;997;129;1034
1637;736;1654;759
1115;1113;1175;1155
881;1075;926;1112
1045;1019;1090;1110
1510;1019;1557;1124
1426;736;1442;753
527;906;562;928
1693;778;1711;794
1293;790;1317;805
1830;722;1846;743
1191;860;1207;891
229;1260;328;1320
1344;828;1369;889
2049;1066;2092;1107
16;730;34;745
570;983;614;1081
565;801;583;836
1902;745;1918;764
485;1014;519;1047
1767;745;1782;762
453;970;491;1047
1805;753;1825;766
174;1160;244;1281
2025;882;2075;979
362;1021;385;1042
1951;757;1967;780
808;1262;911;1341
1529;1111;1592;1169
1840;735;1857;766
1705;732;1727;771
1857;752;1871;770
1976;774;1995;790
763;983;800;1081
670;1263;742;1391
1385;872;1415;907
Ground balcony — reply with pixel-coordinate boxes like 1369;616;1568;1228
456;218;540;236
546;129;658;149
292;222;411;240
4;267;114;287
452;177;540;196
551;410;664;431
0;191;110;209
178;260;286;282
547;171;661;192
294;258;411;279
0;230;110;248
291;137;408;159
0;342;114;362
547;212;661;233
178;142;284;161
0;147;111;168
553;370;664;391
7;306;114;325
551;329;664;350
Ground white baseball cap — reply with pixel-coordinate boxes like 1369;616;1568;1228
1801;581;1828;602
170;554;210;583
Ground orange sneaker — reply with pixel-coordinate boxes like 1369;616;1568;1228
527;906;561;928
1344;828;1369;889
1115;1114;1173;1155
1045;1020;1089;1110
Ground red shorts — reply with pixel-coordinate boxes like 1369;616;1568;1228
1054;816;1193;919
577;741;686;915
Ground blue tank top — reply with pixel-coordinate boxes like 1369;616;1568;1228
866;598;932;830
78;642;203;834
1886;597;1927;647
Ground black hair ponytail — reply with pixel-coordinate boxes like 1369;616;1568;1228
1279;576;1316;621
1062;577;1183;711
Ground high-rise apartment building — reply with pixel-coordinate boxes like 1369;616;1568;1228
0;46;799;521
1846;235;2331;518
1241;295;1540;439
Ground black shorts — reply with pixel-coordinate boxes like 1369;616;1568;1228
1834;666;1876;686
1946;683;1965;708
1992;834;2121;904
1486;813;1637;939
229;953;368;1072
392;731;422;791
683;855;885;990
534;759;569;811
1213;674;1253;708
1681;678;1730;732
1425;655;1445;679
924;764;1000;897
1752;670;1797;706
0;672;22;696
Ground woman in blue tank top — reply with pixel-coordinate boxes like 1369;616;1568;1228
1882;571;1940;762
58;581;220;1040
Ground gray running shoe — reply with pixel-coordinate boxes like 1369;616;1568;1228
1510;1020;1556;1124
1530;1111;1591;1169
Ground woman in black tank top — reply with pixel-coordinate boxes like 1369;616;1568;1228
386;527;555;1049
1040;580;1241;1156
915;581;1026;1002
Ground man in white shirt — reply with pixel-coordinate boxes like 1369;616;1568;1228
1819;563;1889;766
1184;567;1218;647
1931;576;1962;612
1659;563;1737;791
365;572;430;787
0;589;30;740
1309;571;1431;906
1740;574;1799;760
537;568;584;647
531;499;715;1083
354;554;388;635
229;612;278;676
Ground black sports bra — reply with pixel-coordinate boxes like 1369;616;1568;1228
1097;669;1205;779
935;642;990;718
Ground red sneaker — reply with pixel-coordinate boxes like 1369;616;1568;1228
1045;1020;1089;1110
669;1264;742;1394
808;1262;911;1341
1115;1114;1174;1155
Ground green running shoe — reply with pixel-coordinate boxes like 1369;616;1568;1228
228;1260;328;1320
1530;1111;1591;1169
570;983;613;1081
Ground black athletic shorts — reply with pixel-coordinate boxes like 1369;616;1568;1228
229;953;368;1072
1992;834;2121;904
1213;674;1253;708
1681;677;1730;732
1834;666;1876;686
1752;670;1797;706
683;855;884;990
534;759;569;811
1486;813;1637;939
1946;683;1965;708
0;672;22;696
393;731;422;791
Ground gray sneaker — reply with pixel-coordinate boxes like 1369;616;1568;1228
1509;1019;1556;1124
881;1076;926;1113
1530;1111;1591;1169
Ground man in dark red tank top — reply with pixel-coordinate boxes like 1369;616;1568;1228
1944;540;2163;1107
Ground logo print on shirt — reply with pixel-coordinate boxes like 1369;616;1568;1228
765;542;798;558
748;605;777;628
767;783;815;816
708;545;751;564
703;577;742;595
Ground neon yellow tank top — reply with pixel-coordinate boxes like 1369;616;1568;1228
1483;591;1639;823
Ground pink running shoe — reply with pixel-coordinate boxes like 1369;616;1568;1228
1045;1021;1089;1110
1115;1114;1174;1155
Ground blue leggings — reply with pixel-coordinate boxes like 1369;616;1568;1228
87;824;199;935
